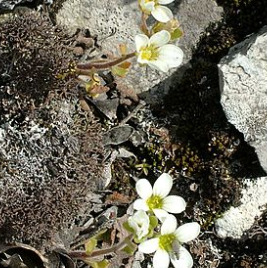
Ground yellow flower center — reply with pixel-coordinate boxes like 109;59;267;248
140;45;159;61
144;0;158;3
159;234;176;252
146;194;163;210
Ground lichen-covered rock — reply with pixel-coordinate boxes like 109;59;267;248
56;0;223;94
0;0;34;12
219;26;267;170
215;177;267;239
215;26;267;239
0;11;105;249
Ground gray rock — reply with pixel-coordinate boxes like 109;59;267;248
215;177;267;239
219;26;267;171
56;0;223;94
215;27;267;239
103;125;134;146
0;0;34;11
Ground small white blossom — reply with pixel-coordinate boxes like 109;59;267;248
138;215;200;268
128;210;150;240
139;0;174;22
135;30;183;73
133;173;186;221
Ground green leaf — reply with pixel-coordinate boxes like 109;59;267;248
170;28;183;40
146;215;159;238
84;228;108;255
111;66;127;77
95;228;109;239
85;238;98;255
123;221;134;234
149;215;158;229
122;240;137;255
152;21;165;33
111;61;131;77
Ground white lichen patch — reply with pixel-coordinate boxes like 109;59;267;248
215;177;267;239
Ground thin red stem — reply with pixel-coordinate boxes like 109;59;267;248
76;52;136;71
141;13;150;36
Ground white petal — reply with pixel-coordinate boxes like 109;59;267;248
158;44;184;68
133;199;149;211
161;214;177;235
151;5;173;23
153;208;170;222
153;249;170;268
136;179;153;199
143;1;155;12
162;195;186;214
138;238;159;254
170;246;193;268
153;173;173;198
148;60;169;73
128;219;138;231
135;34;149;52
175;223;200;243
158;0;175;4
149;30;170;47
128;210;150;239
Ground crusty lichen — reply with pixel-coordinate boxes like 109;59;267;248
0;11;105;249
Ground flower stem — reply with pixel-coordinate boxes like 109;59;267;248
69;234;134;260
140;13;150;36
76;52;136;73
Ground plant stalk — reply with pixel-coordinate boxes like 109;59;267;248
140;13;150;36
69;234;133;260
76;52;136;72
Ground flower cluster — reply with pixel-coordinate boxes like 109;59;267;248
126;173;200;268
139;0;175;23
75;0;184;96
135;0;184;73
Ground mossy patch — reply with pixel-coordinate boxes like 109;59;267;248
0;11;105;249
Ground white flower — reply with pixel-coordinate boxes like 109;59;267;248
133;173;186;221
135;30;183;73
138;215;200;268
128;210;150;240
139;0;174;22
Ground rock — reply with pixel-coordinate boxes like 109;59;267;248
103;125;134;146
219;26;267;171
0;0;35;12
215;27;267;239
215;177;267;239
56;0;223;94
